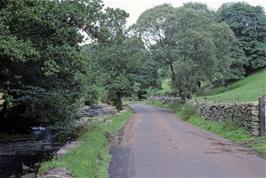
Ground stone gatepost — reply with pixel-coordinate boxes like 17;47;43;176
259;96;266;136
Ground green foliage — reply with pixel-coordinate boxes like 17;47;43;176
135;3;245;100
92;30;157;109
198;68;266;102
250;136;266;156
176;103;197;120
0;0;107;140
218;2;266;73
38;109;133;178
159;79;173;96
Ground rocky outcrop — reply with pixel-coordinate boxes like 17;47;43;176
79;104;117;117
56;141;81;156
21;173;36;178
41;167;73;178
0;140;59;156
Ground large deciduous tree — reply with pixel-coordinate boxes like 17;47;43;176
87;6;158;110
135;3;243;101
218;2;266;73
93;35;151;110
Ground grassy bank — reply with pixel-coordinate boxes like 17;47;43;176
198;68;266;102
38;109;133;178
146;100;266;157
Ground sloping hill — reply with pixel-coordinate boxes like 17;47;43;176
198;68;266;102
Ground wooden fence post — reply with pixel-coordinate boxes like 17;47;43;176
259;96;266;136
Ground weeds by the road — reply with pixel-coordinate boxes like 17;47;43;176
146;100;266;157
38;109;133;178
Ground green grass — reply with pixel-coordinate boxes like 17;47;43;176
38;109;133;178
146;100;266;157
198;68;266;102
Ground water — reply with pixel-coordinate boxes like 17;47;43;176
0;152;53;178
31;127;53;143
0;127;59;178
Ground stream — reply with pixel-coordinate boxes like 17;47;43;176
0;104;116;177
0;127;60;178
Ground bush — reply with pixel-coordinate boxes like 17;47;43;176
178;103;197;120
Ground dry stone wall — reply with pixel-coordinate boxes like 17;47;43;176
149;96;183;105
197;103;260;136
149;96;261;136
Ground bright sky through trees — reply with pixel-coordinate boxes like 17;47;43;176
103;0;266;25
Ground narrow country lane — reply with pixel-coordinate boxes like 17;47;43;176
109;103;266;178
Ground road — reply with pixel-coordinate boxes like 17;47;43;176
109;103;266;178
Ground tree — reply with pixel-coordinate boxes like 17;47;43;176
87;6;158;109
93;36;150;110
135;3;243;100
0;0;105;140
135;4;177;84
218;2;266;73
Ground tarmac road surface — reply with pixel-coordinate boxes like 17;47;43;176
109;103;266;178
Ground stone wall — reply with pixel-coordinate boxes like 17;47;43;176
149;96;261;136
149;96;182;105
196;102;260;136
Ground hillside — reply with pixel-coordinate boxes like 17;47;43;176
198;68;266;102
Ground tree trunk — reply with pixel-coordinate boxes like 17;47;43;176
115;93;123;111
180;95;186;104
169;63;177;87
224;81;228;91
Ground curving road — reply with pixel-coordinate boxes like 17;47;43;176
109;103;266;178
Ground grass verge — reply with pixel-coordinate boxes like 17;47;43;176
38;109;133;178
146;100;266;157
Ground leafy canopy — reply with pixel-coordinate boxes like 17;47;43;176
218;2;266;72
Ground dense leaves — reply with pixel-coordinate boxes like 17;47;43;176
0;0;105;141
218;2;266;73
92;35;155;109
135;3;247;100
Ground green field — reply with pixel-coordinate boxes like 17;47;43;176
198;68;266;102
38;109;133;178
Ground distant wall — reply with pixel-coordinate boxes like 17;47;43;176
197;103;260;136
149;96;182;105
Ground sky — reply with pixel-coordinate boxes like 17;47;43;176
103;0;266;25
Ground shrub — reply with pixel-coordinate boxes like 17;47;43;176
178;103;197;120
